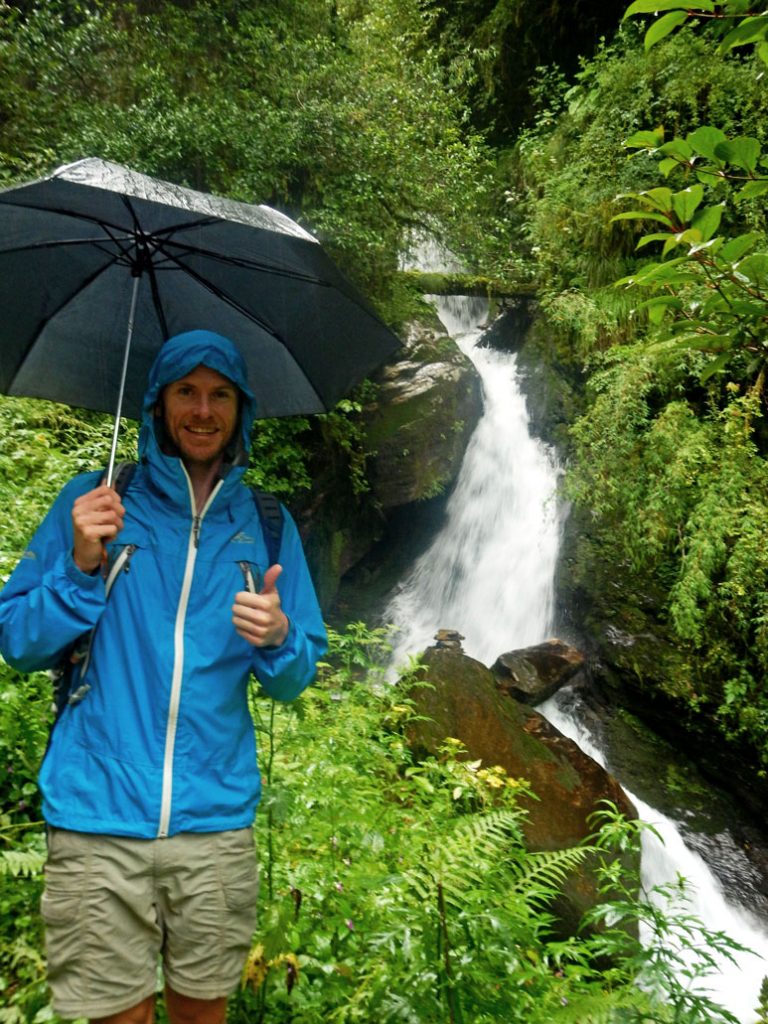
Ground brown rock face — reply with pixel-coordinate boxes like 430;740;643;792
406;644;637;935
364;321;482;508
492;639;586;704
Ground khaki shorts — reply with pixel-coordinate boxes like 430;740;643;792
41;826;258;1019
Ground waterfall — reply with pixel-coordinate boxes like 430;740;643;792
386;295;564;670
541;691;768;1024
384;293;768;1022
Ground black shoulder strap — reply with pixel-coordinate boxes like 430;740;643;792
250;488;284;567
101;461;137;497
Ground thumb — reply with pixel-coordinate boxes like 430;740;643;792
260;563;283;595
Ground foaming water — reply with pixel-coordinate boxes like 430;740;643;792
385;297;563;670
540;690;768;1023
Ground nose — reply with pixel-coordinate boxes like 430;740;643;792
193;393;212;417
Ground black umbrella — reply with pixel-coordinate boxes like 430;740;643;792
0;157;401;480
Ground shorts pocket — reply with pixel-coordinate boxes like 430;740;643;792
223;871;258;910
41;885;84;925
217;829;258;911
42;830;88;925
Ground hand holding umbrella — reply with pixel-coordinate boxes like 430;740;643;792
71;485;125;574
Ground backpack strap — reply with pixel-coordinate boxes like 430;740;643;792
251;488;284;568
106;461;137;497
238;489;284;594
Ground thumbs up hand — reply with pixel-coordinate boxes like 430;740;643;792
233;564;289;648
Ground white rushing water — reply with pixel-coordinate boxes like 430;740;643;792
384;293;768;1022
386;295;564;670
540;693;768;1023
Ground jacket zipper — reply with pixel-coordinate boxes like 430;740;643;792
157;473;223;839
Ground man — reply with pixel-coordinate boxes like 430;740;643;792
0;330;327;1024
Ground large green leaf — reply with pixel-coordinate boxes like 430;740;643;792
736;180;768;201
671;184;704;222
718;15;768;53
686;126;728;163
623;0;714;17
624;128;665;148
700;350;735;381
691;204;724;242
645;9;689;48
720;233;762;262
659;137;694;161
612;210;674;226
636;232;675;249
715;136;762;173
735;252;768;286
641;186;674;212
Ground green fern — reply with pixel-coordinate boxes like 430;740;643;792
0;847;45;878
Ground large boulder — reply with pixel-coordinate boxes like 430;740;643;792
363;318;482;509
492;639;586;704
405;640;638;936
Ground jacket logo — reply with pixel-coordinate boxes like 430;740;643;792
231;531;255;544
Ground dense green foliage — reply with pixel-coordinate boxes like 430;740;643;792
2;0;768;1019
0;623;748;1022
512;9;768;770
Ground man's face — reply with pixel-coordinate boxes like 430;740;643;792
161;365;239;470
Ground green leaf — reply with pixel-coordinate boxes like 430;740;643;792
612;210;674;226
715;136;762;173
636;232;675;249
641;187;674;212
735;180;768;201
623;0;713;18
639;295;683;323
720;234;761;262
645;9;688;48
671;184;704;222
695;167;726;186
658;157;679;177
659;138;693;161
686;126;728;163
735;252;768;285
718;15;768;53
758;41;768;65
624;128;665;149
663;229;701;256
691;204;723;242
700;351;733;381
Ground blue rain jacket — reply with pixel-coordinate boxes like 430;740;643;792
0;330;327;839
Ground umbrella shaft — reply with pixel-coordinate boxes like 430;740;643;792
106;274;141;488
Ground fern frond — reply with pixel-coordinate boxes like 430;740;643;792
508;846;591;907
0;847;45;878
545;986;644;1022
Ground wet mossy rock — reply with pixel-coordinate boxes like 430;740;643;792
492;639;586;704
363;318;482;508
405;642;638;936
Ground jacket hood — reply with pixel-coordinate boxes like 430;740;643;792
139;330;257;465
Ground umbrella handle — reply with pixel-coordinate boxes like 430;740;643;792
105;273;141;487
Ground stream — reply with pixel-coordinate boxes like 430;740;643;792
380;294;768;1022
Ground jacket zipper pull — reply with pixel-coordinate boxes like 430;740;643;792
193;514;201;547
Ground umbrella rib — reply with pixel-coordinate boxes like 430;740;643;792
151;240;286;342
160;247;327;408
162;238;330;286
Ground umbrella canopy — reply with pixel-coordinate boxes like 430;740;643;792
0;157;401;423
